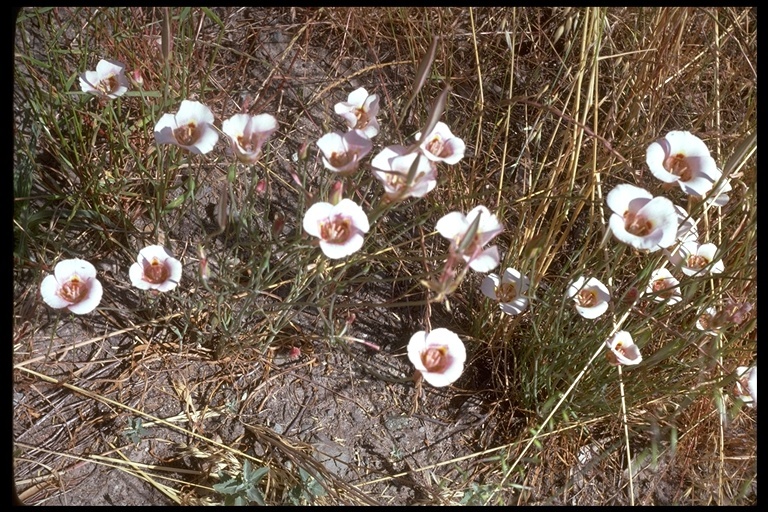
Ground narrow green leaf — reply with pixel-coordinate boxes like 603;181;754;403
161;8;172;64
412;35;439;101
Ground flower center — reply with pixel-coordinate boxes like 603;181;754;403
496;282;518;303
624;211;653;236
97;75;119;95
697;312;713;331
354;108;369;130
385;172;406;190
174;122;199;146
237;133;263;153
425;136;447;158
576;288;597;307
663;153;693;181
320;216;352;244
686;254;709;270
421;346;449;373
329;151;354;169
651;278;675;298
57;275;88;304
142;257;170;284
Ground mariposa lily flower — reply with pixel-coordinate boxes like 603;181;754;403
414;121;466;165
667;241;724;276
480;267;530;316
567;276;611;319
129;245;182;292
334;87;380;138
436;205;503;272
645;267;682;306
704;170;732;207
79;59;130;99
674;205;699;245
695;306;721;334
302;198;370;259
221;113;278;164
605;330;642;366
316;129;372;175
371;145;437;200
646;131;720;197
606;184;678;252
40;258;103;314
154;100;219;155
407;328;466;387
734;365;757;408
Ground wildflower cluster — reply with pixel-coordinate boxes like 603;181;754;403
61;57;752;402
41;245;181;315
301;86;474;387
596;130;752;389
45;57;280;316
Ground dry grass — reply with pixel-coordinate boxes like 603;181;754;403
14;7;756;505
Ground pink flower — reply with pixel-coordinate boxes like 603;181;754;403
334;87;380;138
605;330;642;366
316;129;372;175
154;100;219;155
221;113;278;164
436;205;503;272
407;328;466;387
302;199;370;259
646;131;720;197
414;121;465;164
371;145;437;200
79;59;130;99
606;184;678;252
129;245;182;292
40;258;103;314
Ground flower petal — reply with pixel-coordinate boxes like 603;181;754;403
40;275;70;309
480;274;500;300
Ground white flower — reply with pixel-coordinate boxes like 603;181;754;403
645;131;720;197
79;59;130;99
695;306;720;334
567;276;610;319
606;184;678;252
221;113;278;164
605;330;642;366
154;100;219;155
303;199;370;259
40;258;103;315
316;129;372;175
407;328;466;387
667;241;724;276
645;267;682;306
334;87;380;138
414;121;466;165
129;245;182;292
436;205;503;272
734;365;757;408
480;268;530;316
674;204;699;244
371;145;437;200
704;170;732;207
